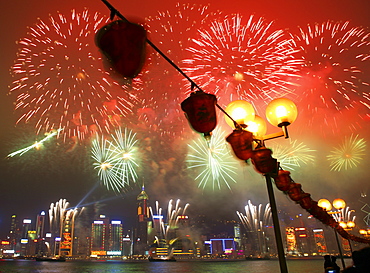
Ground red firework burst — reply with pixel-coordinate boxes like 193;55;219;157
290;21;370;134
10;8;140;141
134;3;221;138
181;14;303;108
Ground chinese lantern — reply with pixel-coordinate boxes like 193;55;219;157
287;183;303;201
226;129;254;160
96;20;147;78
310;204;327;220
274;170;292;191
326;216;337;228
299;193;313;209
181;91;217;134
251;147;278;175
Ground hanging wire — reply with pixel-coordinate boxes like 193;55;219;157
100;0;238;125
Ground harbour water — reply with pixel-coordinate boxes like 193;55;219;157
0;258;351;273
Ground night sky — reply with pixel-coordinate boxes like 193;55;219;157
1;0;370;239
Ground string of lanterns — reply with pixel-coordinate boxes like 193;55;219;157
274;170;370;244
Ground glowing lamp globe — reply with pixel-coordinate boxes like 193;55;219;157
245;115;267;137
339;221;347;229
225;100;255;128
347;221;355;228
265;98;298;127
317;199;332;211
333;198;346;210
359;229;367;235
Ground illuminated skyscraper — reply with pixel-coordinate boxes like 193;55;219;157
20;219;33;257
134;186;149;255
90;215;109;257
21;219;32;240
9;215;19;252
294;227;311;255
122;234;132;257
60;209;79;257
234;224;241;250
286;227;298;255
108;220;123;257
36;211;46;239
35;211;46;256
313;228;328;254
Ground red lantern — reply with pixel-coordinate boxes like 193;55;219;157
251;148;278;175
274;170;292;191
310;204;327;219
307;200;318;213
226;129;254;160
287;183;303;201
96;20;147;78
181;91;217;134
326;216;337;227
299;193;313;209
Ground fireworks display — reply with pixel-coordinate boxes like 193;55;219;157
165;199;190;229
332;206;356;224
135;4;221;138
7;128;62;157
49;199;69;243
149;199;190;245
91;134;120;191
327;134;366;171
186;128;239;190
91;128;140;192
237;200;272;232
269;139;316;171
289;21;370;133
48;198;84;255
182;14;303;107
3;1;370;251
237;200;272;256
9;9;138;142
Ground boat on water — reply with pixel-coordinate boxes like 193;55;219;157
35;256;66;262
148;256;176;262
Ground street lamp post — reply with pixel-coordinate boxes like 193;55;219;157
265;174;288;272
359;229;370;239
318;198;348;270
181;93;298;273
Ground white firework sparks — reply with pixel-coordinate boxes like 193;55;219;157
186;127;239;190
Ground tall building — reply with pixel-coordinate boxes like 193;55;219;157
90;215;109;257
313;228;328;254
20;219;33;257
234;224;241;250
134;186;149;255
21;219;32;240
108;220;123;257
36;211;46;239
122;234;132;257
35;211;46;256
286;227;298;255
8;215;19;252
59;210;78;257
294;227;311;255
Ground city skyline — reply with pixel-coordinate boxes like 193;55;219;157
1;0;370;243
1;194;364;259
